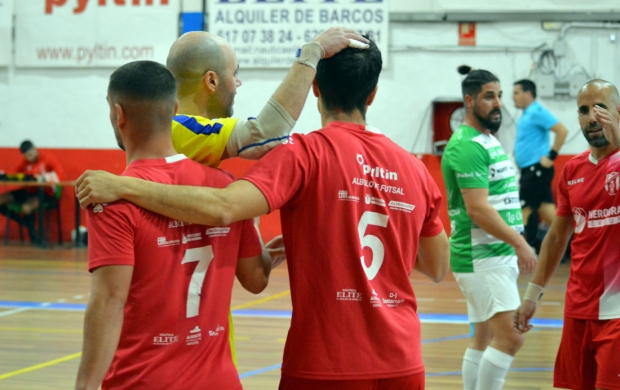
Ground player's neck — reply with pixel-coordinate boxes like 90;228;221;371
124;131;179;165
177;94;208;118
521;99;534;110
321;110;366;127
463;114;490;135
590;143;617;161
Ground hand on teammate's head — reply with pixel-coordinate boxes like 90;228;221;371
311;27;369;59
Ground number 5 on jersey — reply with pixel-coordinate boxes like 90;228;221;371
358;211;389;280
182;245;214;318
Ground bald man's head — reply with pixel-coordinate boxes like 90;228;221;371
577;79;620;148
578;79;620;107
167;32;230;96
166;32;240;117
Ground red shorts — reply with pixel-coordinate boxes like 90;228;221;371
554;317;620;390
279;372;425;390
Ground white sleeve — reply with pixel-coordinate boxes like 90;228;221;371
226;98;295;160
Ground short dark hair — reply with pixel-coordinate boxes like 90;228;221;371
514;79;537;99
108;60;176;104
461;69;500;99
316;37;382;117
19;140;34;154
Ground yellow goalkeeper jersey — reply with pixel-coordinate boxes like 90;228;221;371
172;113;241;366
172;114;239;167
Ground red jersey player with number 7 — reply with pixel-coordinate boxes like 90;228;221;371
74;61;273;390
75;38;450;390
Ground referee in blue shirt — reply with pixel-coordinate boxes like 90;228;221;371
513;79;568;245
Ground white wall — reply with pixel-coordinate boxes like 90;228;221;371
1;18;620;156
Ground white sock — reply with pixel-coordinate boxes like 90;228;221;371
462;348;484;390
476;346;514;390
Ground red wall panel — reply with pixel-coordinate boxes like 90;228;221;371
0;148;576;244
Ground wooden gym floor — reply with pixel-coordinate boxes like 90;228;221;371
0;244;568;389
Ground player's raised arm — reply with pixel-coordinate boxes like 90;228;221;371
226;27;369;159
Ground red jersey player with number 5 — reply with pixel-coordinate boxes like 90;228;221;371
75;38;450;389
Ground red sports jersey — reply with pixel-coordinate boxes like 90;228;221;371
87;155;261;390
243;122;444;380
556;150;620;320
15;151;65;197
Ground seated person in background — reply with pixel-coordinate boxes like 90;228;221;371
0;140;65;215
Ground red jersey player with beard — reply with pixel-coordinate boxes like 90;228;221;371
515;79;620;390
75;39;450;389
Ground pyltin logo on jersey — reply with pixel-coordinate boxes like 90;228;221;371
356;154;398;181
46;0;170;15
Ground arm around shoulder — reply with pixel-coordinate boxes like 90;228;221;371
415;229;450;283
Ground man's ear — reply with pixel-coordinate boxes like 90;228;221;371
366;85;378;106
464;94;474;109
312;78;320;98
114;103;126;128
203;70;219;93
173;100;179;116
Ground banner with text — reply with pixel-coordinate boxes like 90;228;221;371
208;0;388;68
15;0;180;67
0;0;13;66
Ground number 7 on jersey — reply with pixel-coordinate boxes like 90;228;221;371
182;245;214;318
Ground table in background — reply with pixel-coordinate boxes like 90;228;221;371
0;181;83;248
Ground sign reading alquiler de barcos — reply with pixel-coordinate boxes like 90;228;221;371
208;0;388;68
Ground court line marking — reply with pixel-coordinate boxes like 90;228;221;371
422;334;469;343
0;301;564;328
0;327;82;334
239;366;556;380
234;310;564;328
0;352;82;381
0;307;31;317
237;333;554;380
0;290;292;314
231;290;291;311
239;364;282;379
0;291;292;381
426;367;554;377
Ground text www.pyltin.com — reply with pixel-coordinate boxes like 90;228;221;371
35;44;155;65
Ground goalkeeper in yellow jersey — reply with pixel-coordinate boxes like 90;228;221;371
165;27;369;366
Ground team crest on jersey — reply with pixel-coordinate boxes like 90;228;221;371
573;207;587;234
605;172;619;195
357;154;364;165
